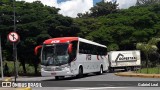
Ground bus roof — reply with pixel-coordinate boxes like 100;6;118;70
79;38;107;48
43;37;107;48
43;37;78;44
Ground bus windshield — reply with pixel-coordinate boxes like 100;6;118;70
41;43;69;66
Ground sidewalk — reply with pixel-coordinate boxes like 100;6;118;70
0;76;54;81
115;72;160;78
0;88;31;90
0;88;15;90
0;77;35;90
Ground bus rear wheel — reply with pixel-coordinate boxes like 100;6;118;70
99;66;103;75
96;65;103;75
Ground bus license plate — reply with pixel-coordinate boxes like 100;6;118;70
51;72;56;75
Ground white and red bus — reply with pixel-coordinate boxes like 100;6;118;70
35;37;109;80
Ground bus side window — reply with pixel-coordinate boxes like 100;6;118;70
79;42;85;54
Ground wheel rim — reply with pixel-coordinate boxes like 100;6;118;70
100;67;103;74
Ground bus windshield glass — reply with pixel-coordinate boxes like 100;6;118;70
41;43;69;66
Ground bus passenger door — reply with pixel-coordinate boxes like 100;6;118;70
68;41;78;74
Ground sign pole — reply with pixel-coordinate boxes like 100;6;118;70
0;35;4;80
7;0;19;83
13;43;17;83
8;32;19;83
13;0;17;83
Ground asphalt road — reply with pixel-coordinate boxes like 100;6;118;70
28;72;160;90
14;72;160;81
1;72;160;90
32;87;160;90
68;72;160;81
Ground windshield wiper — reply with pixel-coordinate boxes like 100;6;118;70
54;56;61;66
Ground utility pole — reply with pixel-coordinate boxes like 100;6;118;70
0;35;4;80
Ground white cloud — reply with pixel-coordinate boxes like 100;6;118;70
16;0;58;7
16;0;93;18
117;0;137;9
105;0;137;9
58;0;93;17
16;0;136;18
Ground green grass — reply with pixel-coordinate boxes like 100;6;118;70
137;67;160;74
0;61;41;76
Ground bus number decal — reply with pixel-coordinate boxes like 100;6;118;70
51;40;60;43
86;54;91;60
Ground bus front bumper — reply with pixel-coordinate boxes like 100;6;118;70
41;68;75;77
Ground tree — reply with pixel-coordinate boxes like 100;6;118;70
90;1;119;17
136;0;160;6
0;0;80;75
108;43;119;51
2;0;160;76
136;38;160;73
79;1;119;17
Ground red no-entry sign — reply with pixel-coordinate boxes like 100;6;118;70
7;32;20;43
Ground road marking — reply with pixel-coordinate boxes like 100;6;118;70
65;87;127;90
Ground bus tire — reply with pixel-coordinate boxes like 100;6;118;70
97;65;103;75
99;65;103;75
125;67;131;71
55;76;60;80
55;76;64;80
131;67;135;71
77;66;83;78
109;67;114;73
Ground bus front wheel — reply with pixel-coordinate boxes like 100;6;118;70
77;66;83;78
55;76;64;80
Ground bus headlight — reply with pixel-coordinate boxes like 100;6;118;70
64;67;70;71
55;67;62;71
61;67;70;72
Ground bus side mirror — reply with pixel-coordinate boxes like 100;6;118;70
34;45;42;55
68;44;72;54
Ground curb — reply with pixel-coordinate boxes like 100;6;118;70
4;77;12;81
115;72;160;78
16;87;31;90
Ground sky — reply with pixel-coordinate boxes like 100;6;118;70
16;0;137;18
